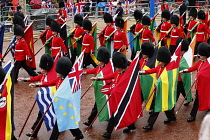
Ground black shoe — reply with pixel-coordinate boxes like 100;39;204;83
83;121;91;126
75;134;84;140
143;125;153;131
101;132;111;139
25;132;37;138
184;100;193;106
164;118;176;124
123;126;136;133
187;116;195;122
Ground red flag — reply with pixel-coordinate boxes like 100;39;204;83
111;55;142;130
24;23;36;69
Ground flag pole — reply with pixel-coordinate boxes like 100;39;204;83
34;36;53;56
28;102;53;140
85;95;112;133
175;79;196;115
81;83;93;99
17;100;36;140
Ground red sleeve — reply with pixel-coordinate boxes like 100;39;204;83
22;40;32;58
58;37;67;53
186;61;201;72
121;32;128;48
63;10;67;19
148;30;156;43
28;74;43;82
143;66;158;75
40;78;57;87
89;35;95;52
40;29;48;38
84;67;99;74
178;28;185;38
101;72;116;80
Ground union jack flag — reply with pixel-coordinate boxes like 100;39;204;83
68;52;84;93
74;3;86;14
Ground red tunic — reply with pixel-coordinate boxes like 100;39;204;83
139;58;149;70
135;22;144;34
170;27;184;45
14;38;31;61
57;10;67;25
28;74;46;82
143;65;165;79
99;25;115;46
187;19;197;38
113;29;128;49
73;26;84;48
161;4;169;11
51;35;67;57
40;77;64;89
141;28;156;43
196;22;209;42
101;71;125;85
82;33;94;53
160;21;171;40
40;29;53;44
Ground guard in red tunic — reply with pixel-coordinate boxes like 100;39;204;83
98;13;115;46
13;24;37;83
113;17;128;53
161;0;169;11
186;8;197;43
180;43;210;122
71;14;84;64
83;47;111;126
82;19;97;68
50;20;68;58
18;54;54;138
169;15;185;55
29;57;84;140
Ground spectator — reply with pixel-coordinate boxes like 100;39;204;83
14;5;25;19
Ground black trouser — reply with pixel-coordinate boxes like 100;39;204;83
106;115;115;133
190;90;199;118
176;81;186;102
14;60;37;82
60;24;70;57
83;53;97;68
31;111;43;135
50;122;82;140
87;103;98;122
188;38;192;44
71;48;77;65
169;45;176;55
194;42;202;55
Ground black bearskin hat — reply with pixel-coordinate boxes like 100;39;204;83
74;14;83;26
14;24;24;36
170;15;179;26
97;47;110;64
198;10;205;20
13;15;25;28
112;52;128;69
176;37;189;52
198;42;210;57
17;5;22;11
51;20;61;33
0;67;6;85
161;9;170;20
56;57;72;77
157;46;171;64
39;54;54;71
83;19;92;31
142;16;150;25
59;1;65;8
189;8;197;18
115;17;124;28
117;2;121;5
179;3;187;14
46;16;54;26
103;13;113;23
141;42;155;58
134;10;143;21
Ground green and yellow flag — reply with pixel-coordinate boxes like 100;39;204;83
90;22;97;56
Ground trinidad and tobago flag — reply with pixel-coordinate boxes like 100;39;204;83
112;55;142;130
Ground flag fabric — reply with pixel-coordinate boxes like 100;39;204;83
127;30;134;55
0;61;14;140
196;57;210;111
179;36;196;102
0;24;5;57
93;61;114;121
154;44;182;112
112;55;142;130
121;1;136;14
24;22;36;69
150;18;155;33
90;22;97;56
9;36;16;57
74;3;86;14
179;12;185;31
53;52;84;132
24;15;29;26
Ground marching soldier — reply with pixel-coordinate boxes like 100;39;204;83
14;5;25;19
186;8;197;43
179;2;187;26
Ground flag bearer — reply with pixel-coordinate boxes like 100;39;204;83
186;8;197;43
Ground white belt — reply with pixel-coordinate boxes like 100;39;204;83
114;40;122;42
74;37;78;39
188;29;192;32
15;50;24;52
135;32;139;34
142;38;149;40
196;32;204;34
160;30;167;33
52;47;60;49
171;35;179;38
104;35;109;37
82;43;90;46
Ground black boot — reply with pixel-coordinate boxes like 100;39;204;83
25;132;37;138
123;125;136;133
164;118;176;124
101;132;111;139
187;116;196;122
143;124;153;131
75;134;84;140
83;121;91;126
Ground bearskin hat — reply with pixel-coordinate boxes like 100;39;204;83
17;5;22;11
83;19;92;31
74;14;83;26
59;1;65;8
51;20;61;33
103;13;113;23
46;16;54;26
198;42;210;57
170;15;179;26
198;10;205;20
179;3;187;14
117;2;121;5
14;24;24;36
115;17;124;28
112;52;128;69
189;8;197;18
13;15;25;28
161;9;170;20
141;42;155;58
142;16;150;25
0;67;6;85
39;54;54;71
134;10;143;21
56;57;72;77
176;37;189;52
97;47;110;64
157;46;171;64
